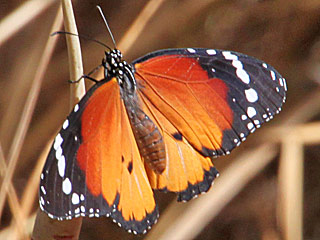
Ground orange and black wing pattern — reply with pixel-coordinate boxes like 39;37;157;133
39;48;286;234
40;78;158;234
132;48;286;200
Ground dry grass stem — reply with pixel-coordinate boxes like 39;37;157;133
61;0;86;108
0;0;56;46
267;122;320;144
278;134;304;240
118;0;165;53
0;144;25;237
0;213;36;240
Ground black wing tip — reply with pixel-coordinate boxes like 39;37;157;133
177;166;219;202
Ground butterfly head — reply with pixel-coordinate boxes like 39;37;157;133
103;49;136;94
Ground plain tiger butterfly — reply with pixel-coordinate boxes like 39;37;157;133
39;19;287;235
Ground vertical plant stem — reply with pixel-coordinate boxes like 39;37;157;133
278;134;303;240
62;0;86;108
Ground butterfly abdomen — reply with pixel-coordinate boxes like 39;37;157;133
125;99;166;174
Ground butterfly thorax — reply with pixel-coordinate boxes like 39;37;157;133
103;49;166;174
103;49;136;94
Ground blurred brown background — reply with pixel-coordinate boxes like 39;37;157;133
0;0;320;239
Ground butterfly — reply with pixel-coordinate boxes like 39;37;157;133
39;46;287;234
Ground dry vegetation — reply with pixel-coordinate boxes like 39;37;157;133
0;0;320;239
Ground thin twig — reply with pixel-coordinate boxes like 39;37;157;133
0;144;25;237
0;213;36;240
118;0;165;53
0;0;56;46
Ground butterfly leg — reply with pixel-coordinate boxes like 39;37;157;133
68;74;99;84
68;64;103;83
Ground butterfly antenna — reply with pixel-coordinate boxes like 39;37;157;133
51;31;111;51
96;5;117;49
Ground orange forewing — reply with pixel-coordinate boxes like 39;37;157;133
77;78;155;222
135;55;233;154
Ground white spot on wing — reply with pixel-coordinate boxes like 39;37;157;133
241;115;247;120
57;155;66;177
247;107;257;118
62;178;72;195
41;185;46;195
279;78;284;87
283;78;287;91
222;51;238;60
74;104;79;112
54;134;63;150
72;193;80;205
55;147;62;160
270;70;276;80
245;88;258;102
231;60;250;84
187;48;196;53
247;122;254;130
80;194;85;201
262;63;267;68
232;60;243;69
236;68;250;84
40;197;45;206
81;206;85;212
63;119;69;130
206;49;216;55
